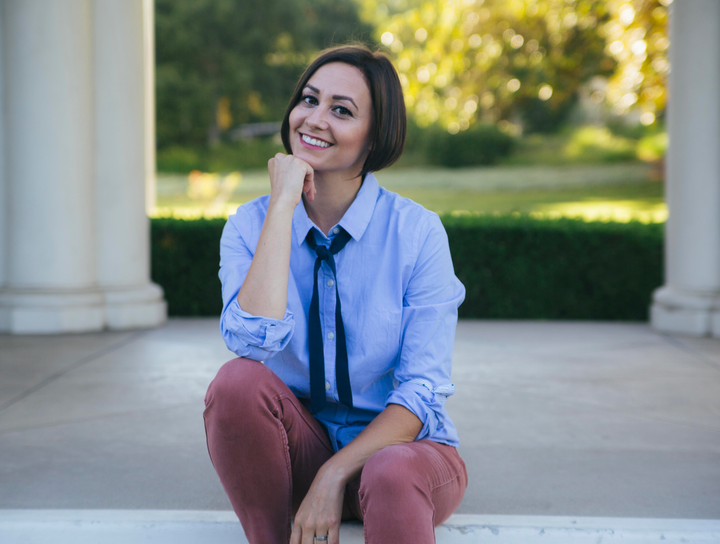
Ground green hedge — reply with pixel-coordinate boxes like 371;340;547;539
151;215;663;320
157;139;285;173
401;122;515;168
443;215;663;320
425;124;516;167
151;218;226;316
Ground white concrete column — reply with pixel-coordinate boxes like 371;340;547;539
143;0;157;215
0;5;6;293
94;0;166;329
0;0;104;333
651;0;720;337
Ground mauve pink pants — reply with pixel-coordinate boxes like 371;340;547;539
203;358;468;544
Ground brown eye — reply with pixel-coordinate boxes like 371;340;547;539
334;105;353;117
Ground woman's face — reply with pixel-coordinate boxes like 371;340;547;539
288;62;373;178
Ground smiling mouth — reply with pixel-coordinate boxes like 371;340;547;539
300;133;333;148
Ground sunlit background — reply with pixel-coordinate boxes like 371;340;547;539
152;0;670;223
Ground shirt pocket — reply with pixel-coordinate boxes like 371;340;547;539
353;307;402;368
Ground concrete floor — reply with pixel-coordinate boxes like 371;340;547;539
0;319;719;519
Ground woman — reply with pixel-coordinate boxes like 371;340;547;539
204;45;467;544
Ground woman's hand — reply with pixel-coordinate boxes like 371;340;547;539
290;405;422;544
290;465;346;544
268;152;316;210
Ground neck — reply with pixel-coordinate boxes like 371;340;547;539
303;170;364;235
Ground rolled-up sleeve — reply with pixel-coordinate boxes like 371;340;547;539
384;213;465;441
219;205;295;360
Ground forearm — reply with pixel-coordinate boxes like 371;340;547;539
318;404;423;487
236;199;294;320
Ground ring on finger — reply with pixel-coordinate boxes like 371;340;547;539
314;536;328;542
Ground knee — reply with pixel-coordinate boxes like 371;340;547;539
204;358;275;423
360;444;425;502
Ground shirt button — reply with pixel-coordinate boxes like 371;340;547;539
333;227;340;234
325;382;331;390
327;332;335;340
327;279;334;287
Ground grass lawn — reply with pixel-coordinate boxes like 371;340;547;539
154;161;665;223
393;183;665;221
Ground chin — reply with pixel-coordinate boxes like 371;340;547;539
292;150;323;171
290;144;326;171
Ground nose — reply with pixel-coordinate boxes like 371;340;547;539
305;105;329;131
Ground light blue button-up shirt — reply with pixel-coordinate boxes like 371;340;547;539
219;173;465;451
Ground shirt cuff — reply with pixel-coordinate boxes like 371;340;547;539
221;299;294;358
385;380;454;441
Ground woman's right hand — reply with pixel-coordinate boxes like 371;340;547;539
268;153;316;209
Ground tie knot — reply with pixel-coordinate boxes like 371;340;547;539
315;245;330;261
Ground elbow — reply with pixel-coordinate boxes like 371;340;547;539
385;403;424;443
219;316;294;361
220;326;254;360
385;386;440;441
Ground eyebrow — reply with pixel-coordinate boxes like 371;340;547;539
305;85;358;110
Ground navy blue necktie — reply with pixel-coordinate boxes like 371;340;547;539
305;228;353;414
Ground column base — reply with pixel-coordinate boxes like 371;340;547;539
102;283;167;330
103;283;167;330
650;286;720;337
0;283;167;334
0;289;105;334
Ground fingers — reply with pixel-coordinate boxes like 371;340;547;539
306;528;331;544
266;153;310;207
303;173;316;202
303;160;315;201
291;515;333;544
289;522;301;544
301;523;316;544
329;524;341;544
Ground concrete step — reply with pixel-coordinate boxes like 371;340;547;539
0;510;718;544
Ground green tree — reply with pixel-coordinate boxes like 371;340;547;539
601;0;669;125
358;0;670;133
155;0;374;148
359;0;614;133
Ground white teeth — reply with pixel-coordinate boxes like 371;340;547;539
302;134;330;148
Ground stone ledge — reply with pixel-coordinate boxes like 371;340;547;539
0;510;718;544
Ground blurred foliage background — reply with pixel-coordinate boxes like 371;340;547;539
152;0;671;318
360;0;668;133
153;0;670;222
155;0;373;149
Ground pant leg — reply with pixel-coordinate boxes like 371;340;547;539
203;357;335;544
353;440;468;544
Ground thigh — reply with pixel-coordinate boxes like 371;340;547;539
352;439;468;526
277;391;336;514
204;358;335;515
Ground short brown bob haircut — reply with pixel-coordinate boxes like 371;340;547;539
280;44;406;179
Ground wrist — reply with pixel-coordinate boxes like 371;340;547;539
267;195;297;216
319;458;356;488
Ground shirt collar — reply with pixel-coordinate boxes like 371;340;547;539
293;172;380;245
